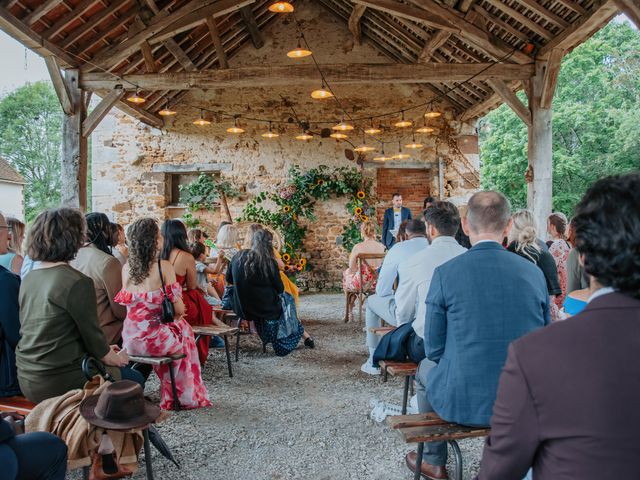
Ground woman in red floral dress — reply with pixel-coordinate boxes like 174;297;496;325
116;218;210;410
547;213;571;309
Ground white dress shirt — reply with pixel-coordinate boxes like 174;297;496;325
394;236;467;338
375;236;430;297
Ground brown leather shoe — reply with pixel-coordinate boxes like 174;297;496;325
405;451;448;480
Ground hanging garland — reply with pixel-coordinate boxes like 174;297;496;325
239;165;376;275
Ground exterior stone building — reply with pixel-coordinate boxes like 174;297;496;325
92;2;479;290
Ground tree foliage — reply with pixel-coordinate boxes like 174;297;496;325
480;21;640;216
0;81;62;221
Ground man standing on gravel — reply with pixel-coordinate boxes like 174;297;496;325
405;191;549;479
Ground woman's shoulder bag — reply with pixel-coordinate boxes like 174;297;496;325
157;259;175;323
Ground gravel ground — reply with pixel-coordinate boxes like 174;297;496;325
81;294;484;480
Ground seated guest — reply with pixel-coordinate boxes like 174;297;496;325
566;217;588;293
191;241;224;305
342;220;385;293
188;228;208;246
226;229;304;357
116;218;211;410
406;191;549;479
70;213;126;345
507;210;562;320
476;173;640;480
391;202;467;364
111;223;128;265
0;216;24;275
395;220;409;243
562;284;590;317
362;219;429;375
214;223;239;261
16;208;134;403
0;415;67;480
547;212;571;307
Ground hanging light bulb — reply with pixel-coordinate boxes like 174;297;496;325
373;143;390;161
330;132;348;139
261;122;279;138
394;110;412;128
364;118;382;135
332;119;354;131
268;1;294;13
311;80;334;99
126;89;146;104
416;117;435;134
424;104;442;119
287;36;312;58
393;142;410;160
296;129;313;141
354;132;376;152
227;117;245;134
158;98;177;116
405;132;424;149
193;110;211;126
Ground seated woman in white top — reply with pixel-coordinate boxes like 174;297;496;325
342;221;385;292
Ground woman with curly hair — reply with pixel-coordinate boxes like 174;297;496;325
116;218;210;410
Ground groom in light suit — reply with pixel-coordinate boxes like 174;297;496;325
381;193;412;249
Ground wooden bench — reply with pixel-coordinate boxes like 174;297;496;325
369;326;395;336
387;413;490;480
192;325;239;378
213;308;269;359
129;354;186;411
0;396;36;415
379;360;418;414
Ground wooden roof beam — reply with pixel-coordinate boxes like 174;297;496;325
206;16;228;68
43;0;102;39
82;88;126;137
516;0;570;29
481;0;553;40
22;0;59;26
348;4;366;45
60;0;131;49
614;0;640;29
459;80;521;120
80;62;535;90
486;78;531;125
417;30;450;63
240;5;264;49
352;0;459;32
537;0;618;59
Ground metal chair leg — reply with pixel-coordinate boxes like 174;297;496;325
449;440;463;480
168;362;180;411
223;335;233;378
143;428;155;480
402;375;410;415
414;442;424;480
235;330;241;362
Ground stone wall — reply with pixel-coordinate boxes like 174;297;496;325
91;0;479;291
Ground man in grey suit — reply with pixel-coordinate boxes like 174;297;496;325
406;191;550;479
477;173;640;480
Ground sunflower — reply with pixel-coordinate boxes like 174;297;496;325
292;213;297;221
354;207;363;215
316;179;325;186
283;205;291;213
299;258;307;267
282;253;291;262
360;215;368;222
357;191;366;199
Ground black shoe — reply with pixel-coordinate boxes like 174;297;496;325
304;337;315;349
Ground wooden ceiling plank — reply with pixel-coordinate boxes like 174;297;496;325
553;0;587;16
418;30;451;62
457;0;476;12
43;0;101;39
348;4;367;44
206;16;228;68
82;87;126;136
472;4;529;44
74;7;138;57
482;0;553;39
60;0;130;48
23;0;59;26
516;0;570;28
240;5;264;49
613;0;640;29
353;0;459;32
537;0;618;58
486;78;531;125
44;55;74;114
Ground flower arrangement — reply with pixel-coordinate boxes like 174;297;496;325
239;165;376;275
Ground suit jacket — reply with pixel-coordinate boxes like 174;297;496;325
0;265;21;397
372;321;415;367
382;206;412;249
424;241;550;426
477;292;640;480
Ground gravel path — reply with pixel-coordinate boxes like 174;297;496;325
105;294;484;479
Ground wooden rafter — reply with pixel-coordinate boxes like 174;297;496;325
417;30;451;63
22;0;59;26
486;78;531;125
516;0;570;29
240;5;264;49
82;88;126;137
459;80;521;120
59;0;131;49
43;0;101;39
482;0;553;40
207;16;228;68
348;4;367;45
44;55;74;115
140;41;157;72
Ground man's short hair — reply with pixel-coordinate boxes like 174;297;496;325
573;173;640;298
423;196;436;209
424;201;460;237
28;208;86;262
392;192;402;199
405;219;427;236
466;191;511;234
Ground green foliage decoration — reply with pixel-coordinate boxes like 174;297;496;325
239;165;375;275
179;174;239;211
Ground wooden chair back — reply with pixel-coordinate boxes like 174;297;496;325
355;252;386;296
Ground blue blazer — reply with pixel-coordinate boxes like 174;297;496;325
424;241;550;426
382;206;412;249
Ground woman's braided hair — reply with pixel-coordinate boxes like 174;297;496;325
127;218;159;285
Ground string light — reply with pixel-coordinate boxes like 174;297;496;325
311;80;334;99
424;104;442;119
332;119;354;131
158;98;177;116
193;110;211;126
354;133;375;152
364;118;382;135
296;129;313;141
394;111;412;128
126;89;145;104
227;117;245;134
262;122;279;138
330;132;348;139
287;36;312;58
373;143;390;161
393;142;410;160
405;132;424;149
416;117;435;134
268;1;294;13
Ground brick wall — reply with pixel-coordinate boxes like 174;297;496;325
376;168;434;223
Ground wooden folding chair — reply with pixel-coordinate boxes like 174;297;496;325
344;252;386;323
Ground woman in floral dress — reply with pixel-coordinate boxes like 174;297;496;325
342;221;385;292
116;218;210;410
547;213;571;309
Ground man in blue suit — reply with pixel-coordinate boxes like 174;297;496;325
381;193;412;249
405;191;550;480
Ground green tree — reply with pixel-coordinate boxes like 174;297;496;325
480;21;640;216
0;81;62;221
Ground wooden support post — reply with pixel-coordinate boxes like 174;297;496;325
60;69;88;211
527;61;554;232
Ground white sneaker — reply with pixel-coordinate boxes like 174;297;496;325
360;359;381;376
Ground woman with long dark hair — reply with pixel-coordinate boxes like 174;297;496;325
70;213;126;344
226;229;304;356
116;218;210;410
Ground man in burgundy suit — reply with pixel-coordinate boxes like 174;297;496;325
477;172;640;480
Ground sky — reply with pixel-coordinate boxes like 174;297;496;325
0;14;635;95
